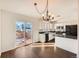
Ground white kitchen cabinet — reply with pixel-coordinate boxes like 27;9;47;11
39;34;45;43
55;37;78;54
49;33;55;40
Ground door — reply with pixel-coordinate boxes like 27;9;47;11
16;21;32;47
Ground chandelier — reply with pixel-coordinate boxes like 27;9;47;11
34;0;55;21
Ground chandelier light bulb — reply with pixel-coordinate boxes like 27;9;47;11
52;14;54;17
34;0;58;21
42;14;44;17
48;12;51;16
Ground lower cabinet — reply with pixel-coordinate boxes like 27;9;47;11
55;37;78;54
39;34;45;42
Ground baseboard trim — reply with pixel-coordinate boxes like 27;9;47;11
1;43;32;53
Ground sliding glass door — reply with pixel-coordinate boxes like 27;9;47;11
24;23;32;44
16;21;32;47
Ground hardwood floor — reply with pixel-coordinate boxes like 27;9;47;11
1;44;76;58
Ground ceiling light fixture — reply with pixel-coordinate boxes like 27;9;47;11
34;0;56;21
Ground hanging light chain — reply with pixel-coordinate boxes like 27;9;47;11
34;0;48;15
34;0;56;21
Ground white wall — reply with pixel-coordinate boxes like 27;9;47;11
0;10;1;55
1;10;16;52
15;13;40;43
1;10;40;52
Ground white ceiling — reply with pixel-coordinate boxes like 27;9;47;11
0;0;78;19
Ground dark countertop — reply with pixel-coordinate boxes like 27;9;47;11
39;31;77;39
39;31;55;34
56;34;77;39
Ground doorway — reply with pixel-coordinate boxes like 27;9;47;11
16;21;32;47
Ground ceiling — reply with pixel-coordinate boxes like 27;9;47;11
0;0;78;19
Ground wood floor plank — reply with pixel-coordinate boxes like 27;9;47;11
1;44;76;58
